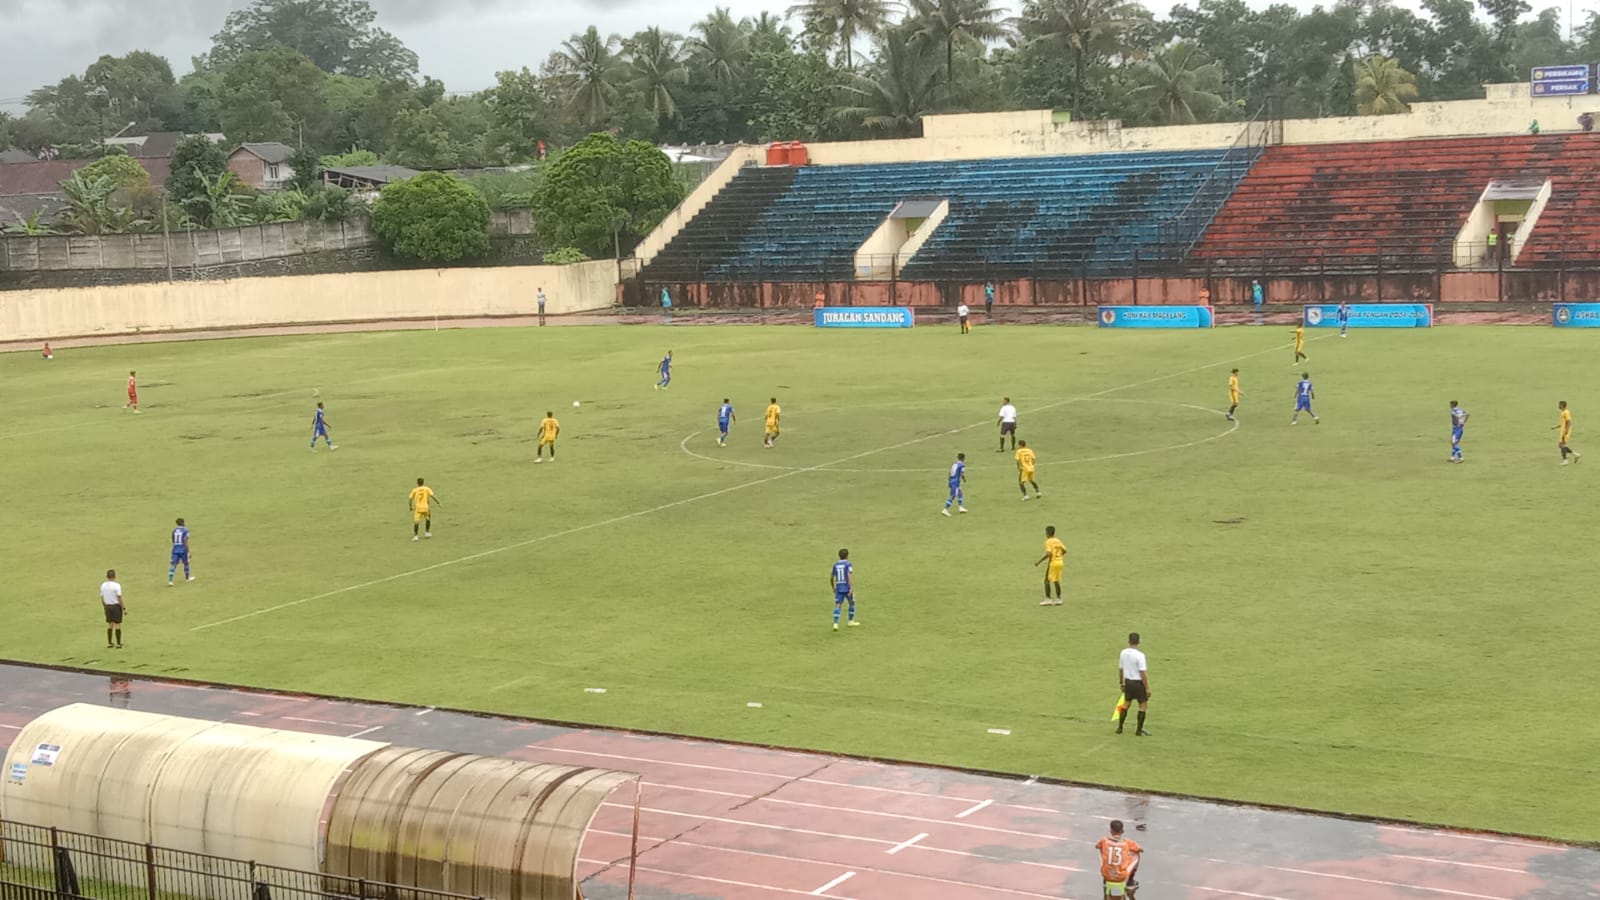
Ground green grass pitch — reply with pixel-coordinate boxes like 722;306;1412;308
3;323;1597;842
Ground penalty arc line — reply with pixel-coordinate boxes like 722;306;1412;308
191;336;1316;633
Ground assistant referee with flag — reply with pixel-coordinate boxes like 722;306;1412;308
1117;632;1151;736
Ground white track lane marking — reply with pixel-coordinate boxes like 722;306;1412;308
191;337;1306;631
809;872;856;895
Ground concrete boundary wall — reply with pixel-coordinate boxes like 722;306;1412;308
0;260;617;343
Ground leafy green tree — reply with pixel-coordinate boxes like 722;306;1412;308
209;0;418;80
836;30;947;135
484;68;557;162
1356;53;1420;114
166;136;231;224
905;0;1010;91
543;247;593;264
627;28;690;123
173;67;226;134
57;172;146;235
320;74;380;150
322;149;380;167
289;146;323;192
554;27;628;130
750;47;841;141
81;52;180;133
532;132;684;258
218;46;331;142
1020;0;1150;117
77;154;151;191
788;0;891;68
371;172;491;262
1125;41;1225;124
302;185;364;222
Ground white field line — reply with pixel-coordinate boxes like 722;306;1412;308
191;338;1306;632
809;872;856;895
954;798;994;819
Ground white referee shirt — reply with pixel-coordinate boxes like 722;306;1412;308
99;580;122;606
998;404;1018;424
958;304;970;318
1119;647;1147;681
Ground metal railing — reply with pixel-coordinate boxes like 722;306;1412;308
1158;108;1272;260
0;820;484;900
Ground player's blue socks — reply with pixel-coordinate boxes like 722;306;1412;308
847;599;855;621
169;566;176;581
833;603;842;624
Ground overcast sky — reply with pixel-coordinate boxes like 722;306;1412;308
2;0;1597;113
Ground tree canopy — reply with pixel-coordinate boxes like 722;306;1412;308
371;171;492;262
532;133;685;258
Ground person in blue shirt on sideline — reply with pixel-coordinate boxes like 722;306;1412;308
717;398;735;446
942;453;968;516
660;286;673;322
1291;373;1319;425
1337;301;1351;338
168;518;193;585
1449;401;1469;463
654;351;673;390
830;548;858;631
310;402;336;450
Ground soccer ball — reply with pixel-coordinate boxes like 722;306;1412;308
312;389;320;397
572;400;580;408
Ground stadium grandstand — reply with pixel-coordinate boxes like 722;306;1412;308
630;82;1600;308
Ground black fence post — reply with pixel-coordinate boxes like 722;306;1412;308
1496;242;1505;303
1132;251;1141;305
145;842;158;900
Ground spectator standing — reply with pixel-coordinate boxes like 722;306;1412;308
984;281;996;318
99;569;125;649
536;287;547;326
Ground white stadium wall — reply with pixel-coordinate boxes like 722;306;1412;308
0;260;617;343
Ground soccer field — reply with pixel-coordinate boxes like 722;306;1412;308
4;323;1597;842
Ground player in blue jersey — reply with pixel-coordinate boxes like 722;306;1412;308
717;398;735;446
942;453;968;516
1449;401;1469;463
168;517;193;585
830;548;858;631
1291;373;1319;425
309;402;336;450
1337;302;1351;338
654;351;673;390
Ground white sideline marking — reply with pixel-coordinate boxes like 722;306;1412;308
1389;855;1527;874
954;798;993;819
810;872;855;895
885;833;927;855
986;727;1011;735
346;725;383;739
579;858;857;899
414;706;434;716
193;337;1305;632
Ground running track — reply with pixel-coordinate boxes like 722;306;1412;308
1;662;1596;900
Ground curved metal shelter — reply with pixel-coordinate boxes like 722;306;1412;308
325;746;639;900
0;704;640;900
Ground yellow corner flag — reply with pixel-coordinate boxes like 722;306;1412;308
1111;693;1127;721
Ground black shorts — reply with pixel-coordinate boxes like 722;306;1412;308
103;603;123;625
959;315;969;324
1000;422;1016;435
1122;680;1148;703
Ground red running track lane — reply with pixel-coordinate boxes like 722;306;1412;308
0;662;1596;900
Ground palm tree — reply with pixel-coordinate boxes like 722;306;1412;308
1355;54;1419;115
836;32;947;136
787;0;891;68
1020;0;1145;117
1125;41;1225;124
627;28;689;122
691;8;752;85
556;27;627;129
749;11;793;53
905;0;1010;89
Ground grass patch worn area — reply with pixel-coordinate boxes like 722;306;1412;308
2;324;1596;842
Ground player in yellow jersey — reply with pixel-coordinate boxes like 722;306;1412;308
764;397;781;448
1555;400;1580;465
535;410;560;463
1293;324;1307;364
408;477;440;541
1034;525;1066;605
1014;439;1041;500
1227;368;1242;421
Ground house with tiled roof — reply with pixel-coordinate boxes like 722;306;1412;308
228;142;297;190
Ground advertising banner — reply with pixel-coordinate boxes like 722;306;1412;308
1096;306;1215;328
1303;304;1432;328
813;307;915;328
1552;303;1600;327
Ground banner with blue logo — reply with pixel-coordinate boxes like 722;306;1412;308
1096;306;1214;329
1303;304;1432;328
1552;303;1600;327
814;307;914;328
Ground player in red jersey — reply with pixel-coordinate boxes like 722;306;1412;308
124;370;140;413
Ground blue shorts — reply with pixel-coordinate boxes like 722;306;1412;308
718;420;730;434
948;482;963;497
834;588;851;602
1295;399;1312;411
170;548;188;564
1452;426;1465;442
314;425;328;436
